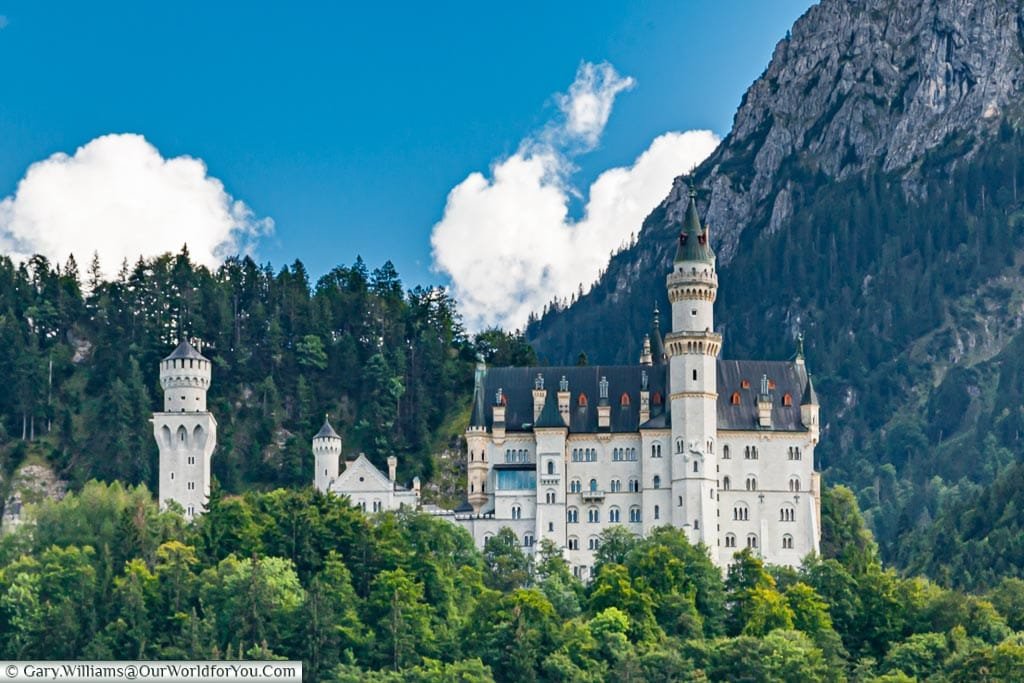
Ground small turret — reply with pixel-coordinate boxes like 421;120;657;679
757;374;773;429
387;455;398;483
650;306;667;366
597;376;611;430
801;374;820;431
639;335;653;366
313;415;343;493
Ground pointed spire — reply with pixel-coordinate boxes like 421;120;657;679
801;374;818;406
650;305;666;366
469;356;488;427
164;338;207;362
673;184;715;264
315;415;340;439
535;389;565;429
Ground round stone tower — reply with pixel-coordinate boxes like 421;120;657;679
159;341;212;412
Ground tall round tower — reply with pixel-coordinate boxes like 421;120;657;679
665;188;722;549
313;416;343;493
153;339;217;519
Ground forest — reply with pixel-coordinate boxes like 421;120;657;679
0;249;533;506
1;480;1023;681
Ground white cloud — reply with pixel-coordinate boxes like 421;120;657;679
0;133;272;277
430;62;719;331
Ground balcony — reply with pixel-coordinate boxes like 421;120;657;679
582;489;606;501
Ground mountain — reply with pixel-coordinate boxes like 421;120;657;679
527;0;1024;588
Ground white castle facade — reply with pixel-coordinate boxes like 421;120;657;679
154;191;821;577
455;190;821;577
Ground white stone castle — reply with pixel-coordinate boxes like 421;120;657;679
154;190;821;577
153;340;216;519
455;190;821;577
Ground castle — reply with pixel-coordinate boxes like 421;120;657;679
155;191;821;576
454;190;821;576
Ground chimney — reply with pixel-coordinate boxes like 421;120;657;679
492;387;506;440
387;456;397;482
640;372;651;425
532;373;546;423
557;376;571;427
597;376;611;430
757;374;772;429
639;335;652;365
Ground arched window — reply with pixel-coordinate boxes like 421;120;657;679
723;445;730;459
547;460;555;475
524;533;535;547
731;391;741;405
722;476;731;490
545;490;556;504
789;477;800;492
782;393;793;407
620;392;630;407
568;537;579;550
511;504;521;520
610;479;621;493
725;533;736;548
629;506;642;523
780;506;795;522
609;506;621;523
653;475;661;489
654;505;660;520
587;507;600;523
177;425;188;445
675;438;684;454
782;534;794;549
693;460;699;473
741;379;750;389
746;534;759;549
567;507;579;523
652;392;662;405
745;476;757;491
628;478;640;493
589;478;598;492
733;504;749;521
588;536;600;550
578;393;588;407
570;479;581;493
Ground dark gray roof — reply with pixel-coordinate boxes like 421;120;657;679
164;340;207;362
470;362;488;428
476;358;813;434
650;308;667;366
477;365;668;434
802;373;818;405
454;500;474;513
535;390;566;429
717;360;810;432
314;417;340;439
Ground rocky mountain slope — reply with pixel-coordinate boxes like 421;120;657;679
527;0;1024;585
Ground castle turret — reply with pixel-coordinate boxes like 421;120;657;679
313;416;342;493
665;188;721;548
467;358;489;512
153;340;217;519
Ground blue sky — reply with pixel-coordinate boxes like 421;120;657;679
0;1;812;324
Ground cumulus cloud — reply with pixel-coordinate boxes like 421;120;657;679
431;62;719;331
0;133;272;277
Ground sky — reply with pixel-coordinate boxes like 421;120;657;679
0;1;813;329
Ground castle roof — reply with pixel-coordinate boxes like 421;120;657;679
674;191;715;264
164;339;208;362
650;307;667;366
314;417;340;439
801;373;818;406
534;389;566;429
475;359;813;434
476;365;667;434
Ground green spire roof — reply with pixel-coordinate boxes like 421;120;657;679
673;188;715;264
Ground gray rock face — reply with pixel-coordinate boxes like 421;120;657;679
528;0;1024;364
689;0;1024;265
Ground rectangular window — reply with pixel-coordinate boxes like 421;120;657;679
496;470;536;490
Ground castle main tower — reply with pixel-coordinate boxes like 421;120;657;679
666;189;722;549
152;340;217;519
